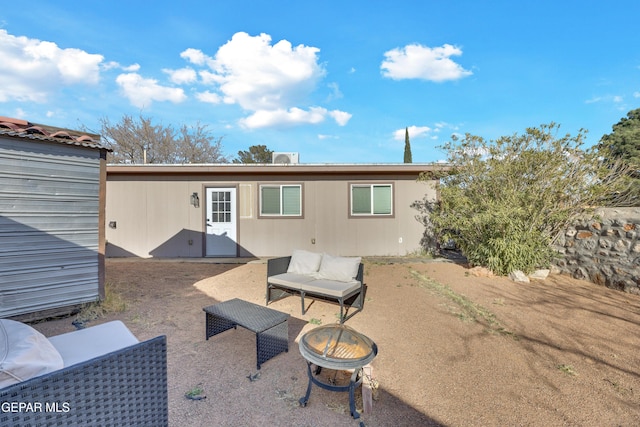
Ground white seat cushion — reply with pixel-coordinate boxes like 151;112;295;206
303;279;361;298
268;272;316;290
48;320;139;367
0;319;64;388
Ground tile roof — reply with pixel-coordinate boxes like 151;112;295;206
0;116;109;151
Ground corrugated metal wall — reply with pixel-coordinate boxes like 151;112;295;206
0;137;101;318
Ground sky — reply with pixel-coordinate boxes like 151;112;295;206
1;1;639;164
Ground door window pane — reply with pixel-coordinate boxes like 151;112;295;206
211;191;232;222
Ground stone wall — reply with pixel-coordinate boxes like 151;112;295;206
553;207;640;295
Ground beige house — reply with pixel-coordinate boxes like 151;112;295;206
106;163;447;258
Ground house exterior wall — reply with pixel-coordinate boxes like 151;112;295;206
0;136;106;319
106;164;442;258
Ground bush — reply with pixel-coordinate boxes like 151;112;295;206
416;123;633;275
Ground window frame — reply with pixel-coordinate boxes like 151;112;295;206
258;183;304;218
349;182;394;218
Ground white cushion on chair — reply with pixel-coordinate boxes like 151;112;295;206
304;279;361;298
0;319;64;388
287;250;323;275
48;320;139;367
316;254;361;282
269;272;316;290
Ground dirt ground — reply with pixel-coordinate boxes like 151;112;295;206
33;257;640;427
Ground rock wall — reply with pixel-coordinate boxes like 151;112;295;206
553;207;640;295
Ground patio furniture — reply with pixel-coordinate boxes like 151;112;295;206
267;251;365;323
298;323;378;420
0;320;168;427
203;298;289;369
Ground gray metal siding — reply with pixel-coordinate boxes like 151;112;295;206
0;137;100;318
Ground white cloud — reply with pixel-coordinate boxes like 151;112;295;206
381;43;472;82
585;94;625;105
198;69;224;85
102;61;120;70
181;32;348;129
180;48;209;66
164;67;197;84
634;92;640;98
329;110;352;126
55;48;103;84
0;29;103;102
103;61;140;72
239;107;351;129
210;32;325;110
196;90;222;104
123;63;141;72
393;125;432;141
115;73;187;108
327;82;343;101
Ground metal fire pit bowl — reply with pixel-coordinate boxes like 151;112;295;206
298;324;378;420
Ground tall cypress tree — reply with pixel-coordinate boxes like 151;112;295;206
404;127;413;163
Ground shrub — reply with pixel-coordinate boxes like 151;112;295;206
415;123;633;275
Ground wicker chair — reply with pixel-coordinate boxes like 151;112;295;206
0;335;168;427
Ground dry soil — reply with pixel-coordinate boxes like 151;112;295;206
33;257;640;426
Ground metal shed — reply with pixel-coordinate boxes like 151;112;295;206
0;117;109;320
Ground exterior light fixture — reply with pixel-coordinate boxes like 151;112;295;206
190;192;200;208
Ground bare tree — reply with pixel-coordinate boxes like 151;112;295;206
99;114;227;164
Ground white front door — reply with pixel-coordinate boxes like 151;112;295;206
205;187;237;257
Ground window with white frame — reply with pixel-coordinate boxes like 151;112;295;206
259;184;302;217
350;183;393;216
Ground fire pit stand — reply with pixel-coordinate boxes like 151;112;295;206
299;359;372;419
297;324;378;420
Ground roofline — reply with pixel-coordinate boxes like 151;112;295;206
107;163;452;175
0;116;108;151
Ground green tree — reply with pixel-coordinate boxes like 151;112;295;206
99;114;227;164
597;108;640;206
403;127;412;163
233;145;273;163
599;108;640;166
413;123;633;275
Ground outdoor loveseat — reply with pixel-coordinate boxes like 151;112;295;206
0;319;168;427
266;250;365;322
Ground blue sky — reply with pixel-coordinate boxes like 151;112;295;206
2;1;639;163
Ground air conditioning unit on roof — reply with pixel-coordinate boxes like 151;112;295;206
272;152;299;164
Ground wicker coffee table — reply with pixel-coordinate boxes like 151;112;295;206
203;298;289;369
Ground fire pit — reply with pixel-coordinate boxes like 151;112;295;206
298;323;377;420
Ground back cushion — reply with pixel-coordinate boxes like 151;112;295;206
287;250;323;275
316;254;362;282
0;319;64;388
